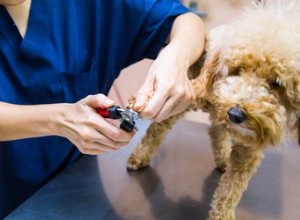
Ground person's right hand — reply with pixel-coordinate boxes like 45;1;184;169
56;94;134;155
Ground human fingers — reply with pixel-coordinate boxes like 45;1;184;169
74;139;130;155
93;116;135;142
142;77;195;121
166;80;195;118
77;123;132;148
151;85;194;122
79;94;135;142
133;77;155;112
157;98;191;122
68;122;132;155
138;84;169;119
61;106;134;151
82;94;115;109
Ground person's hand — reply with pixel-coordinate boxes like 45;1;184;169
133;46;195;122
57;94;134;155
133;12;205;122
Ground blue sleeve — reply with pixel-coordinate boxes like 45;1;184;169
85;0;190;83
90;0;189;70
124;0;190;66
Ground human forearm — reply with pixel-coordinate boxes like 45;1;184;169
0;102;67;140
0;95;134;155
166;12;205;67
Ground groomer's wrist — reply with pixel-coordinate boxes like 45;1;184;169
159;43;190;70
46;103;72;137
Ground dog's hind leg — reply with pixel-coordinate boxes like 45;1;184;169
208;145;263;220
209;124;232;172
127;112;185;170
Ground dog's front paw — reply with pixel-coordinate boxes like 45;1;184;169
126;96;136;109
127;154;150;170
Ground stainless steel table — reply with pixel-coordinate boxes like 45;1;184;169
6;119;300;220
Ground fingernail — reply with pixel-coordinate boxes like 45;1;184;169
134;101;145;111
134;101;142;108
105;99;114;106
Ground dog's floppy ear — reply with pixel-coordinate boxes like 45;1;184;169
285;79;300;109
198;48;228;99
197;25;229;99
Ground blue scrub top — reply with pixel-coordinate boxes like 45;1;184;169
0;0;189;217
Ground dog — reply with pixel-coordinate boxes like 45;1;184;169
127;1;300;219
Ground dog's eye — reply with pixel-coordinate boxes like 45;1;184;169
230;68;240;76
270;79;281;89
270;80;281;88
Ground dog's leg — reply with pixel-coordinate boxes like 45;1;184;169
127;112;185;170
298;118;300;146
209;124;232;172
208;145;263;220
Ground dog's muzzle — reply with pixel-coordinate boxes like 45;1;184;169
227;107;246;124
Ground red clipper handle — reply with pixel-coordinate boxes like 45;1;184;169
97;105;122;119
97;108;110;118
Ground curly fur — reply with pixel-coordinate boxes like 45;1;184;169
127;1;300;219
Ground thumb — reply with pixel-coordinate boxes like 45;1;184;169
83;94;115;109
134;81;155;111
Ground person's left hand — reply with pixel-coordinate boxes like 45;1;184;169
133;45;195;122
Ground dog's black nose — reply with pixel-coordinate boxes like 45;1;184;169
227;107;246;124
